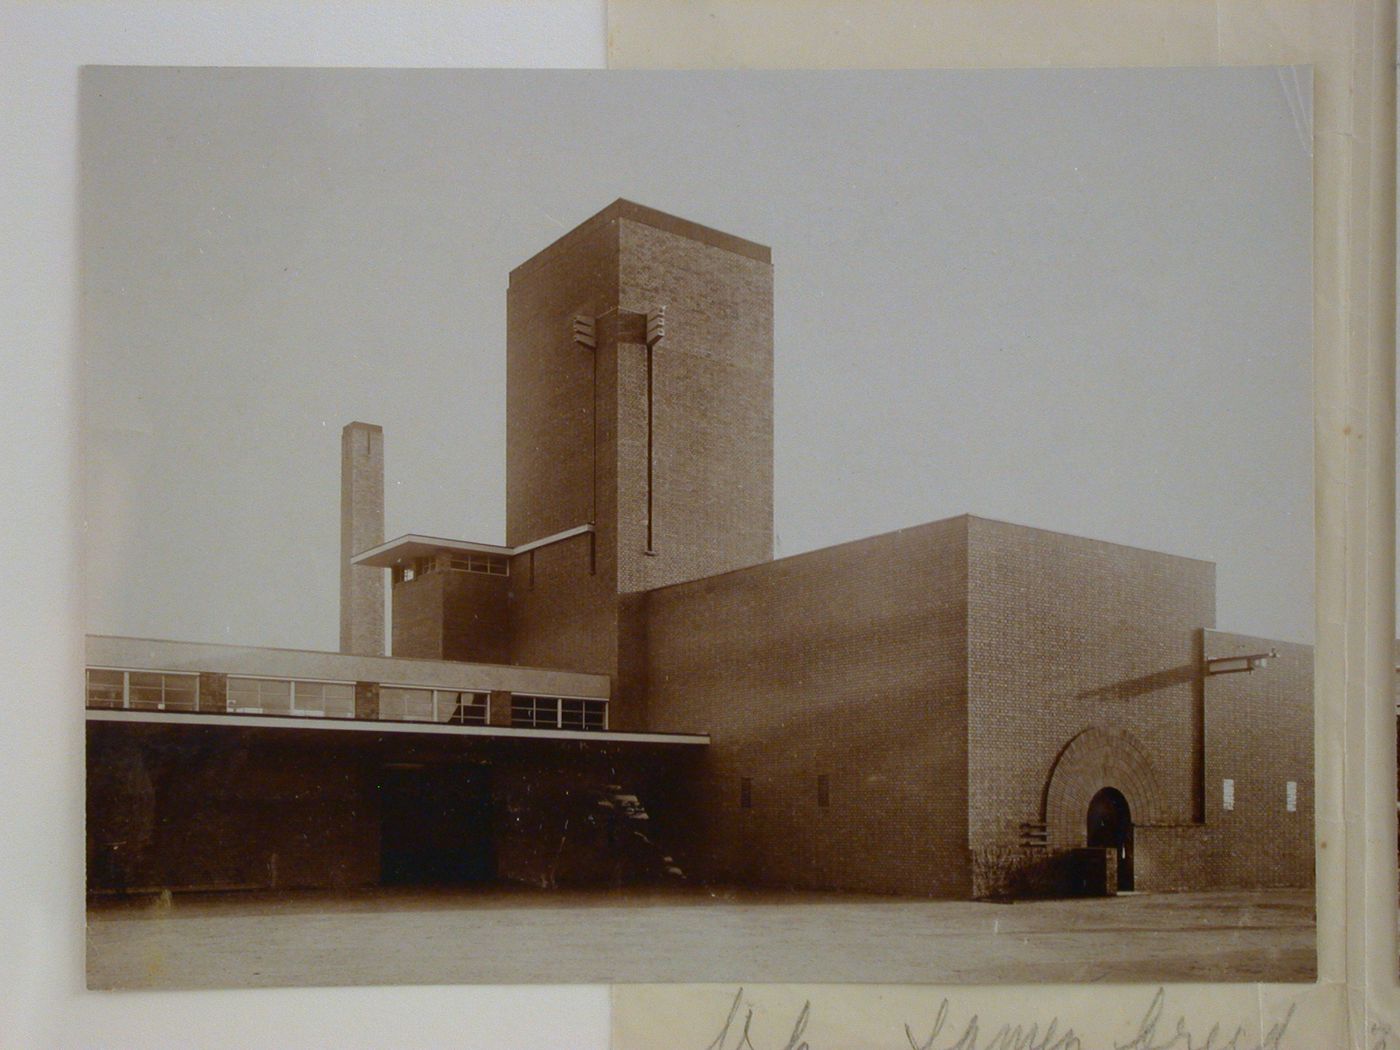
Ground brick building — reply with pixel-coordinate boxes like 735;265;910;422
86;201;1315;898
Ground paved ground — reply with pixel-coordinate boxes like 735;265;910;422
86;885;1316;989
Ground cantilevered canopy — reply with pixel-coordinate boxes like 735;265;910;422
352;524;593;569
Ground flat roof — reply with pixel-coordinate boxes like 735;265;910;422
86;708;709;746
353;524;593;568
510;198;772;281
86;634;610;699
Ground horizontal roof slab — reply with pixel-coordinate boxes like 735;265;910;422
86;634;610;699
87;708;708;746
352;524;593;568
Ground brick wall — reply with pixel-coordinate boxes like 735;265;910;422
504;201;776;734
615;215;774;594
506;209;618;547
643;516;970;896
339;422;384;655
439;570;511;664
504;205;622;697
392;572;447;660
507;533;620;681
1200;630;1314;888
390;567;510;664
964;517;1216;891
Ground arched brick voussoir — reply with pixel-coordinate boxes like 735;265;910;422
1042;727;1167;848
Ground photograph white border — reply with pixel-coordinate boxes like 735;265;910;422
2;2;1391;1047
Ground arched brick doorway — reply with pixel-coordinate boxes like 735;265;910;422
1043;727;1164;888
1086;786;1134;890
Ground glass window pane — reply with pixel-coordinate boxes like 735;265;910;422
560;699;584;729
128;671;162;708
162;674;198;711
381;687;429;721
323;695;353;717
86;669;125;707
261;680;292;712
442;691;488;725
511;695;560;728
293;682;326;715
228;677;291;712
129;691;162;710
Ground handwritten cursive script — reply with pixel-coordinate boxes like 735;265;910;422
702;987;1296;1050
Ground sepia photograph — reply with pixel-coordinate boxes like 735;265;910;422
81;66;1315;989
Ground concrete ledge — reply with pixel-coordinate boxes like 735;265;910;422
86;707;710;746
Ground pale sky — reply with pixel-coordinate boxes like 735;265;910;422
80;67;1314;651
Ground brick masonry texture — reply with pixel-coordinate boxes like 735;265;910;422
503;201;775;732
340;422;384;656
403;202;1313;898
391;572;449;660
505;207;622;686
965;517;1216;890
91;202;1318;901
1198;630;1314;888
642;517;971;896
394;569;510;664
615;217;774;593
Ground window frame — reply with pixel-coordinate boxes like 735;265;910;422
85;667;200;712
378;684;490;725
509;693;608;731
446;552;510;576
225;675;355;718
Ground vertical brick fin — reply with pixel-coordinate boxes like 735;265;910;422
340;422;385;655
488;690;513;728
354;681;379;721
197;672;227;714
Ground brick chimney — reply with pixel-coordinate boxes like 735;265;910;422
340;421;385;655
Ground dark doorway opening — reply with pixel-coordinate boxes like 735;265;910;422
1086;786;1134;891
380;762;495;885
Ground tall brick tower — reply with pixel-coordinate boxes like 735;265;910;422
340;421;385;655
505;200;774;724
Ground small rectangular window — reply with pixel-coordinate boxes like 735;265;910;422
128;671;167;709
510;695;605;730
88;669;198;711
740;777;753;809
444;691;489;725
447;553;510;577
1222;778;1235;811
381;687;488;724
511;695;559;728
380;686;434;722
227;677;291;714
86;669;126;708
817;774;830;808
1286;780;1297;812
